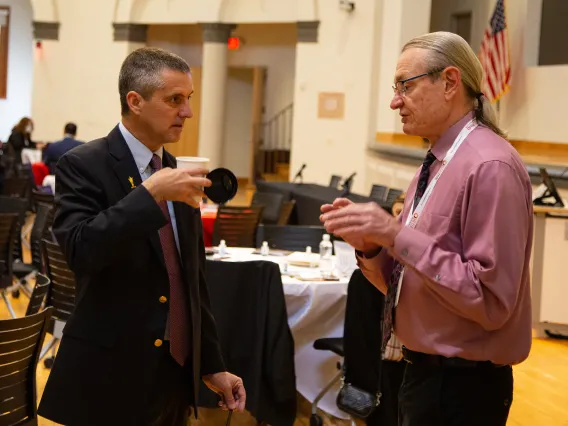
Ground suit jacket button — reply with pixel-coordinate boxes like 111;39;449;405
154;339;163;347
159;296;167;303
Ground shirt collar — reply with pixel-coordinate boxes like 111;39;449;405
118;122;163;174
430;111;475;161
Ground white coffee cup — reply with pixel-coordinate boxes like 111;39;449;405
176;156;210;172
176;156;210;203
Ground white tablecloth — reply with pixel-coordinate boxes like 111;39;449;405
21;148;41;164
211;247;350;419
43;175;56;193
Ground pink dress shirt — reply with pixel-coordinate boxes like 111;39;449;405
358;112;533;365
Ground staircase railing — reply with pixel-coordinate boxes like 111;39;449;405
256;103;293;176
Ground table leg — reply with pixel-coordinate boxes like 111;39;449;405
532;213;546;338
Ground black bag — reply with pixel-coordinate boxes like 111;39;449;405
336;372;382;419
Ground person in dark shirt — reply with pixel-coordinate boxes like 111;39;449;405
43;122;84;174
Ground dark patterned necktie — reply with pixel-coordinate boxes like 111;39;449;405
381;150;436;351
150;154;190;366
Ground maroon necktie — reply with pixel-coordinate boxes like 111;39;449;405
149;154;190;366
381;150;436;351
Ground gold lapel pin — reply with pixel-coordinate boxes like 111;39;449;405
128;176;136;189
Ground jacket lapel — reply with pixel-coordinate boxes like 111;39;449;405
108;125;165;270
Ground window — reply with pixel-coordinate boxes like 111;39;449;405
0;7;9;99
451;11;472;44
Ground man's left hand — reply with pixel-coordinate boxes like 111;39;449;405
203;372;246;412
321;201;402;248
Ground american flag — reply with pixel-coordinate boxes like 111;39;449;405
479;0;510;102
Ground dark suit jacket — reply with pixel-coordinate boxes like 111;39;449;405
37;125;225;426
43;136;84;174
201;260;297;425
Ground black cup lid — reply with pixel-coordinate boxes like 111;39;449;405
205;168;238;204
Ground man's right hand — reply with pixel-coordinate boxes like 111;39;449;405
142;167;211;208
320;198;382;254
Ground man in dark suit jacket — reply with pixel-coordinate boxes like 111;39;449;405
42;122;84;174
38;47;246;426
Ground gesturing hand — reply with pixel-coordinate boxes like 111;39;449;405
203;372;246;412
320;199;402;251
142;167;211;208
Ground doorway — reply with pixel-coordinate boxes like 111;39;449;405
167;66;266;185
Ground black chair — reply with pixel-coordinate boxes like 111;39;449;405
369;185;388;202
25;274;51;317
277;200;296;225
256;224;329;253
310;269;386;425
329;175;342;189
1;177;29;198
251;191;285;224
40;239;77;368
0;306;53;426
385;189;403;207
11;203;53;300
212;205;264;248
0;196;27;264
0;213;19;318
202;260;297;425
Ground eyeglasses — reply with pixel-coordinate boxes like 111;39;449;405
392;68;445;97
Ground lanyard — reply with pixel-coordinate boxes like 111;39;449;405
395;118;478;306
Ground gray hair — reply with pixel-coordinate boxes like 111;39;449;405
403;31;507;139
118;47;190;115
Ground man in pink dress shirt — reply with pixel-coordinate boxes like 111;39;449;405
321;31;533;426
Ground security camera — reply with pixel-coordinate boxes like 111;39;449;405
339;0;355;12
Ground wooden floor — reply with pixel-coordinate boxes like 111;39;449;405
5;280;568;425
9;191;568;425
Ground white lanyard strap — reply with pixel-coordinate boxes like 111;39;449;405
394;118;477;308
405;118;478;228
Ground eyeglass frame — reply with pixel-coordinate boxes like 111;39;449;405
392;67;446;97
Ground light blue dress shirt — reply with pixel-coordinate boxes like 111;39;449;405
118;122;181;254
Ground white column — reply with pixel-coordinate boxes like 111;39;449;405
197;23;235;169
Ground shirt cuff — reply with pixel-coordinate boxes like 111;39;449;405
389;226;432;271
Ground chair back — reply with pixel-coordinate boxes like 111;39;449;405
31;189;54;209
31;190;55;240
277;200;296;225
256;224;328;253
369;184;388;202
212;205;264;248
0;214;18;290
25;274;51;317
1;178;29;198
0;307;52;426
329;175;342;189
42;239;76;322
29;204;51;272
342;269;384;394
0;196;27;262
251;191;284;224
385;188;403;206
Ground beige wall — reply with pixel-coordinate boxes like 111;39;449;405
32;0;143;143
290;0;383;195
429;0;568;144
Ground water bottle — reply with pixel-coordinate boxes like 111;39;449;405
260;241;270;256
319;234;333;275
218;239;227;257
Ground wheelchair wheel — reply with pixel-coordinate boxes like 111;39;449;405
44;357;54;369
310;414;324;426
11;289;20;298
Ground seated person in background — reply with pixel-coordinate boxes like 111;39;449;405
6;117;36;168
43;122;83;174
